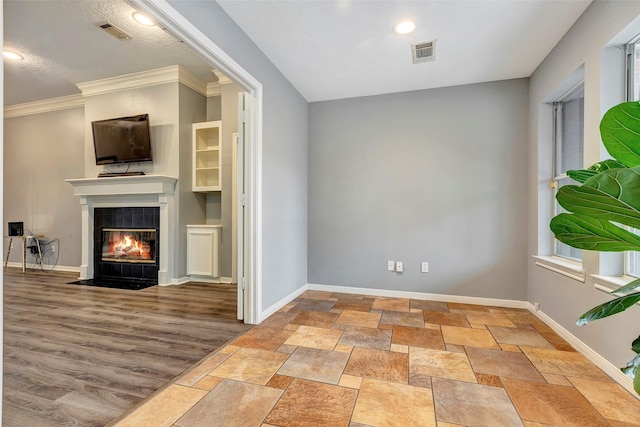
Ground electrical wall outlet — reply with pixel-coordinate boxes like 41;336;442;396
395;261;403;272
387;260;395;271
421;262;428;273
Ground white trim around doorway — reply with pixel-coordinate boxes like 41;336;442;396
130;0;262;324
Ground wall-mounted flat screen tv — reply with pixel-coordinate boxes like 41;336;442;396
92;114;152;165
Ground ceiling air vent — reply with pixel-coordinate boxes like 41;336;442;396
412;40;436;64
96;21;132;40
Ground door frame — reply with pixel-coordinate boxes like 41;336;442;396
133;0;262;324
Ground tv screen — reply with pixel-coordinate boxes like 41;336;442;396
92;114;152;165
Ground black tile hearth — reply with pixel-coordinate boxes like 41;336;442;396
69;278;156;290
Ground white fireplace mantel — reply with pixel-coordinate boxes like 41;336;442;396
66;174;178;197
66;175;178;285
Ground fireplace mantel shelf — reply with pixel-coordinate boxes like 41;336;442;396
66;175;177;197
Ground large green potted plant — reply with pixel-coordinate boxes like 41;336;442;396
551;101;640;395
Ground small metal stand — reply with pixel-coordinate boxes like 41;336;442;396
4;235;43;272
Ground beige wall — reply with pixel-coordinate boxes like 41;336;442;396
83;83;181;178
4;107;84;267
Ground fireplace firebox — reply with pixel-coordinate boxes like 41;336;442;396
101;229;156;263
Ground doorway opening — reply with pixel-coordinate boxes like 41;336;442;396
131;0;262;324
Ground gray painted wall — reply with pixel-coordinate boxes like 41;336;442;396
169;0;309;310
205;95;222;227
4;107;84;268
309;79;529;300
178;84;207;279
207;95;222;122
528;1;640;369
219;82;241;278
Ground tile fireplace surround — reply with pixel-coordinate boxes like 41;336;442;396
66;175;178;286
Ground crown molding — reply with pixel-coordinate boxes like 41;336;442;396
212;68;233;85
76;65;208;97
206;82;222;97
4;94;85;119
4;66;210;118
206;68;235;97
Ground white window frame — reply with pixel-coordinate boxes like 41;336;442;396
625;35;640;278
626;34;640;102
551;82;584;262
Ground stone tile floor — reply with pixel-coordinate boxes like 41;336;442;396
111;290;640;427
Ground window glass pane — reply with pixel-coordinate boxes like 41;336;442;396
626;226;640;277
634;40;640;101
627;250;640;277
559;88;584;174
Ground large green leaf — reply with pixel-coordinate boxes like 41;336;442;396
551;213;640;252
615;277;640;295
567;160;627;184
568;170;599;184
601;101;640;167
632;335;640;354
577;292;640;325
556;168;640;229
635;366;640;395
583;166;640;205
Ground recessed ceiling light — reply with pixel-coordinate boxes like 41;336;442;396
394;20;416;35
3;50;24;60
132;12;154;26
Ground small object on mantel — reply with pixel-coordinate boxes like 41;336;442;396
98;171;146;178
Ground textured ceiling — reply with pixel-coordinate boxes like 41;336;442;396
217;0;592;102
3;0;217;106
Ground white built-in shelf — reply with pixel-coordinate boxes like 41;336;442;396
193;121;222;192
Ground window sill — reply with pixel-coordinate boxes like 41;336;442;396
591;274;636;295
533;255;585;282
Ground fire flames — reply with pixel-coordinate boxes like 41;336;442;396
106;233;152;261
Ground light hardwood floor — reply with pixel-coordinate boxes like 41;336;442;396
3;268;251;427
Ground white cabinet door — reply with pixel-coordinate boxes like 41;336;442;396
187;227;220;277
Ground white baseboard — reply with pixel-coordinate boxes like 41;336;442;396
186;275;222;284
306;283;530;309
530;304;635;396
4;262;80;273
183;276;236;285
167;276;191;286
261;284;309;320
302;282;635;396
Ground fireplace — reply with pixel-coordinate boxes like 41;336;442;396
101;229;156;263
93;207;160;288
66;175;177;286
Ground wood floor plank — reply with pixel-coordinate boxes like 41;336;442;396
3;268;252;426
